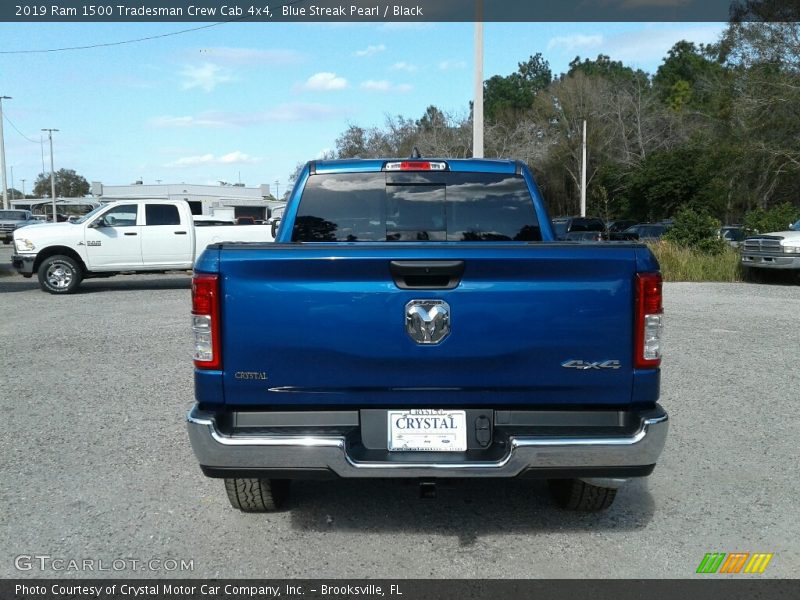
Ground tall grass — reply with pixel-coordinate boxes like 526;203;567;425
647;240;742;282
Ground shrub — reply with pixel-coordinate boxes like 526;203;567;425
743;203;800;234
663;206;727;255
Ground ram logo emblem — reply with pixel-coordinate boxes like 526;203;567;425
405;300;450;345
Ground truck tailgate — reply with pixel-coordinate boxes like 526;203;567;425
216;243;644;408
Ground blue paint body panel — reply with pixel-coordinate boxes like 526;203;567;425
194;159;661;410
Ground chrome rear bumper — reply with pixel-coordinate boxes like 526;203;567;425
187;405;668;479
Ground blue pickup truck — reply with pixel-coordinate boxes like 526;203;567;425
187;158;668;512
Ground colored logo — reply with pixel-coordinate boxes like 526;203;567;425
696;553;774;574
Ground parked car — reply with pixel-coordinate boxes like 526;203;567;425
741;219;800;276
718;225;746;248
186;158;668;513
551;216;607;241
606;219;637;233
564;230;605;242
621;223;672;241
0;209;40;244
12;199;275;294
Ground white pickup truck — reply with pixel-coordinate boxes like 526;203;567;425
741;219;800;276
11;199;274;293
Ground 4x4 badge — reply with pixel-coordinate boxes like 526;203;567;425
561;359;621;370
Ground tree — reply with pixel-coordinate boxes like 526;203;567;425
334;107;471;160
743;203;800;234
568;54;647;85
653;41;727;112
715;21;800;212
484;53;552;121
530;71;619;214
33;169;90;198
625;147;715;222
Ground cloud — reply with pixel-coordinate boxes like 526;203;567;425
438;60;467;71
391;61;418;72
167;151;261;168
354;43;386;57
150;115;229;128
300;71;348;91
602;24;725;64
547;34;604;52
151;104;350;128
179;63;234;92
260;103;350;121
360;80;413;93
196;47;304;65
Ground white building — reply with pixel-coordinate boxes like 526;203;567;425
91;181;282;220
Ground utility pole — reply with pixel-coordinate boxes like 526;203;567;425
21;178;25;198
42;129;58;222
472;1;484;158
10;166;14;201
40;135;46;187
0;95;11;209
274;179;279;200
580;119;587;217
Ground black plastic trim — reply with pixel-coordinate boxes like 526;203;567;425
199;464;655;480
11;254;35;275
389;260;465;290
201;466;336;480
217;241;649;250
517;464;656;479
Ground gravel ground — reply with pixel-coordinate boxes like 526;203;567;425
0;245;798;579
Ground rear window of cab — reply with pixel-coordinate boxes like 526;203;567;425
292;172;541;242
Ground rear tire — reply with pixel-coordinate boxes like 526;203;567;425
37;255;83;294
224;478;290;512
548;479;617;511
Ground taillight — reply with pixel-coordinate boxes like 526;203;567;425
192;273;221;370
384;161;447;171
635;272;663;369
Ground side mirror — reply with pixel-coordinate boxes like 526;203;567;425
271;217;282;239
88;219;103;229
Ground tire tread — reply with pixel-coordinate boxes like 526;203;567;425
224;478;288;512
548;478;617;511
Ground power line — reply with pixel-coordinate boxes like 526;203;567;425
0;21;233;54
0;1;309;55
3;113;39;144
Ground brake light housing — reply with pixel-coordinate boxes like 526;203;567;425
192;273;221;370
634;272;663;369
384;161;447;171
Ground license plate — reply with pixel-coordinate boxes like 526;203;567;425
388;409;467;452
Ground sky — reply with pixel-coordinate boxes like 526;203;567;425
0;21;726;196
